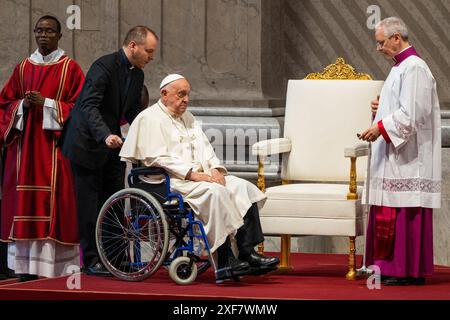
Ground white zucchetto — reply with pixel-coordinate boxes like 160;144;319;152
159;74;185;89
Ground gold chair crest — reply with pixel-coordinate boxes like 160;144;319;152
305;57;372;80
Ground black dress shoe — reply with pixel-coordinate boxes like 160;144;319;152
239;252;280;268
406;277;426;285
18;274;39;282
86;262;112;277
0;269;15;280
380;275;393;281
381;276;410;286
248;264;278;276
5;269;18;278
215;257;251;283
381;275;426;286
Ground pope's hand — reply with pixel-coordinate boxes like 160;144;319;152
187;171;209;182
186;170;225;185
210;168;225;186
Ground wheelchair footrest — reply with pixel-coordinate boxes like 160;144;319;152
215;264;249;283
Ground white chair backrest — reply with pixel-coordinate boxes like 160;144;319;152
282;79;384;182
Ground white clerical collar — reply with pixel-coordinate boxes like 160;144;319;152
397;45;412;55
158;100;183;120
30;48;65;64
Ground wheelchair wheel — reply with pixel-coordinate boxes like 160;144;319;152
169;256;197;285
165;223;211;276
96;188;169;281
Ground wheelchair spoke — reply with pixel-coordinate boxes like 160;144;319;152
101;233;125;250
113;202;130;228
101;215;126;232
96;189;169;281
106;204;127;234
109;241;131;271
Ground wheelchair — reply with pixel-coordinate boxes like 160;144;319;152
95;167;214;285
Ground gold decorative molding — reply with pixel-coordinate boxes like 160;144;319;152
257;156;265;193
346;236;357;280
305;57;372;80
347;157;358;200
257;242;264;254
274;235;294;273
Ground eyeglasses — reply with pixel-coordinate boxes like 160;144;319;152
376;34;395;49
34;28;58;35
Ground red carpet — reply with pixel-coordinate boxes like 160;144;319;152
1;253;450;300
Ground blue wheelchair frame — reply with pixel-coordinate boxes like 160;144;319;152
127;167;212;272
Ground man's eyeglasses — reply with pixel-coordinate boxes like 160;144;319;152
376;34;395;49
34;28;58;35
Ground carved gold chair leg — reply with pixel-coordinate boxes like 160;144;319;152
257;242;264;254
346;236;357;280
275;234;293;273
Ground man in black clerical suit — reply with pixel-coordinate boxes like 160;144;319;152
60;26;158;275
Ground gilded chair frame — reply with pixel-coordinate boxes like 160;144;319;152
256;58;372;280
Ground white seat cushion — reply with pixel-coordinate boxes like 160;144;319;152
265;183;362;201
260;183;363;219
259;183;364;236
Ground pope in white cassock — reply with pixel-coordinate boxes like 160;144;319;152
120;74;279;282
359;17;441;286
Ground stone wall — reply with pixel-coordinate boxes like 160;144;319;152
283;0;450;109
1;0;449;107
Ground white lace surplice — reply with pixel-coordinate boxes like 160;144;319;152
364;55;441;208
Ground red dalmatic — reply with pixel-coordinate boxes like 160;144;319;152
0;56;84;245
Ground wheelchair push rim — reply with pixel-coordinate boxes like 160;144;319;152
95;188;169;281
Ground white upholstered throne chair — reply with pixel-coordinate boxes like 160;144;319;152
252;58;384;280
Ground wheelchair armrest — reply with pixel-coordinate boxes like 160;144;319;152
130;166;168;177
128;167;170;191
128;167;187;212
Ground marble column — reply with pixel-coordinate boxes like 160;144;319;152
0;0;30;81
120;0;284;101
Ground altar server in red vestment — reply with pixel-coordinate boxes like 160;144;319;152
0;16;84;281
